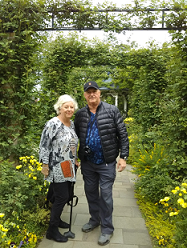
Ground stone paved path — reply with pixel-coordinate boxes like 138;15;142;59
37;164;153;248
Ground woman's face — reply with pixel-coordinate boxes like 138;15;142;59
60;101;74;119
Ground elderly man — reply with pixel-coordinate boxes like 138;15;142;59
74;81;129;246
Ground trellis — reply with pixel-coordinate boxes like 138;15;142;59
43;7;187;31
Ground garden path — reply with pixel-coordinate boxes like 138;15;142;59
37;164;152;248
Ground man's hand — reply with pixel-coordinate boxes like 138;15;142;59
117;158;127;172
41;164;49;177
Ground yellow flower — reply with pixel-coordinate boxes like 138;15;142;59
164;197;170;201
181;203;187;208
0;213;5;218
159;239;165;245
181;183;187;187
34;235;37;243
156;158;161;164
139;158;145;162
169;212;179;216
33;176;37;180
2;227;8;232
181;189;187;194
175;186;180;190
171;189;178;194
179;193;182;196
29;165;34;172
177;198;184;205
16;165;22;170
124;117;134;123
30;159;34;165
7;240;11;245
37;166;42;171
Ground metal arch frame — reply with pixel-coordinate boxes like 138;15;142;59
43;7;187;31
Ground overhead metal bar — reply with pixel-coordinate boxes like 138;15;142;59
41;7;187;31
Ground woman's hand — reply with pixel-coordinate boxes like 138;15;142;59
75;159;80;168
41;163;49;177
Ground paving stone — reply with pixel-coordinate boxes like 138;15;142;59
123;231;152;246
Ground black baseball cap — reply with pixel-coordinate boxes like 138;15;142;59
84;81;99;92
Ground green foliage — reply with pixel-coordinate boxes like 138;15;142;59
133;143;178;203
159;182;187;248
136;193;175;247
158;42;187;179
135;173;177;204
0;0;48;161
0;156;49;216
133;143;169;176
124;117;138;164
0;156;50;247
0;210;47;248
129;47;169;135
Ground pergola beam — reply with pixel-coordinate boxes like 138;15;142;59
40;7;187;31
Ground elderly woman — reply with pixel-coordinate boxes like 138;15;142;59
39;94;79;243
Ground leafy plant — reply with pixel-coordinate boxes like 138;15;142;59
0;156;50;247
0;157;49;216
132;143;169;176
133;143;179;203
136;193;175;248
159;182;187;248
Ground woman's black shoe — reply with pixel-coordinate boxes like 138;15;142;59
59;220;70;229
46;226;68;242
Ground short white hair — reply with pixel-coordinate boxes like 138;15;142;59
54;94;78;115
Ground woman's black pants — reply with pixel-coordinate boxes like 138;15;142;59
49;181;71;227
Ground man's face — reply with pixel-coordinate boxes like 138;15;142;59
84;88;101;105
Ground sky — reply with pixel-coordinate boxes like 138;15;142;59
79;29;172;48
80;0;172;48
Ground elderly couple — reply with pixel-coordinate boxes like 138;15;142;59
39;81;129;246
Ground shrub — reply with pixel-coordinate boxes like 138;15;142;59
159;182;187;248
132;143;169;177
133;143;178;203
0;156;50;247
0;156;49;216
136;193;175;247
135;173;177;203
